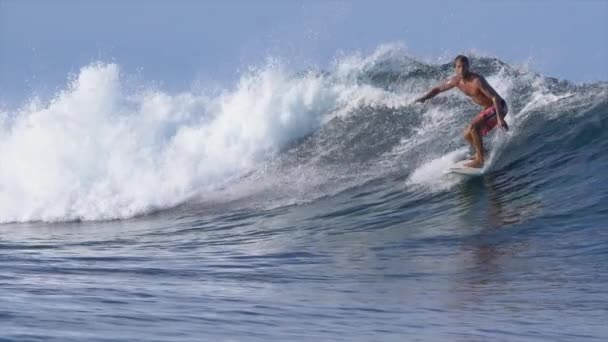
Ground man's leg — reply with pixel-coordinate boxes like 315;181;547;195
464;122;485;168
464;128;488;160
463;128;473;145
463;127;475;158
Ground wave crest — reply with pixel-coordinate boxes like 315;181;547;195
1;46;606;222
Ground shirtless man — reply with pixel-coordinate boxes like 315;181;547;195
415;55;509;168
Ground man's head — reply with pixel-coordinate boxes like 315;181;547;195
454;55;470;77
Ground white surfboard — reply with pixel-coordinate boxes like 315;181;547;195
445;160;484;176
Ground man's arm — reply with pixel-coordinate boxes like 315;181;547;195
477;77;509;131
415;76;458;103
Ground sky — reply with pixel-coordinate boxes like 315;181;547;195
1;0;607;105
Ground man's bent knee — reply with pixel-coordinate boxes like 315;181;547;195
464;124;474;135
470;122;483;136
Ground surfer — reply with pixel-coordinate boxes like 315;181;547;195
415;55;509;168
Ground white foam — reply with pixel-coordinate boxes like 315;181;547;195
0;62;346;222
406;148;469;190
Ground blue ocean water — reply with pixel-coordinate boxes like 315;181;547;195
1;48;607;341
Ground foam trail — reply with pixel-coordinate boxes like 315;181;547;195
406;148;469;190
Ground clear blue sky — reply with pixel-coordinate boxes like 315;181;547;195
1;0;607;105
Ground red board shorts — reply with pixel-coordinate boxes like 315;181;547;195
475;100;507;136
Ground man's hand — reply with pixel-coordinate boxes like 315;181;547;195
415;97;426;103
498;118;509;131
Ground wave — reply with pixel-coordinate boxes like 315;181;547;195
1;45;606;223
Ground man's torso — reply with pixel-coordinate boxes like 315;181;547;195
455;72;496;108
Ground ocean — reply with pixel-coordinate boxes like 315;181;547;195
1;46;607;341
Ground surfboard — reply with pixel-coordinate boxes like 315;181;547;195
446;159;484;176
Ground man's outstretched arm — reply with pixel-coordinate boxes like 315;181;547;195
415;76;458;103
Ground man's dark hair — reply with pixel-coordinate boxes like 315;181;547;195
454;55;469;65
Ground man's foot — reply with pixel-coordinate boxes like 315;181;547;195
464;159;483;168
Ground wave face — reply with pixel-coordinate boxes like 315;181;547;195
0;45;607;223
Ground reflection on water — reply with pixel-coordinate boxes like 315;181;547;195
451;172;540;310
454;172;543;228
